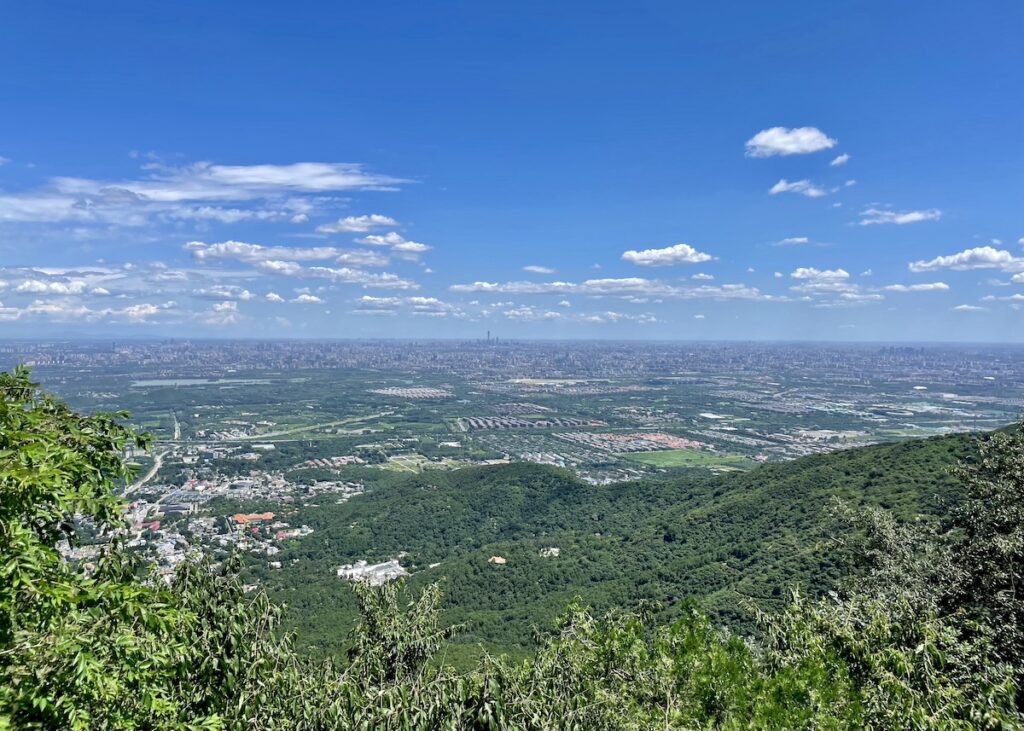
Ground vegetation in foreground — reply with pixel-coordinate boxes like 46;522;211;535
1;366;1022;729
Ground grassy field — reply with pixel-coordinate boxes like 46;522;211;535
621;448;753;470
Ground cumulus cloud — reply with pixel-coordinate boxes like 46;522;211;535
909;246;1023;272
776;236;811;246
315;214;398;233
291;294;324;304
265;292;285;303
523;265;557;274
745;127;837;157
953;304;986;312
859;207;942;226
769;179;827;198
830;153;851;167
621;243;714;267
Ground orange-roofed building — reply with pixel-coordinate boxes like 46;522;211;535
232;511;275;525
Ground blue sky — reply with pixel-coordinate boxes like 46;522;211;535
1;1;1022;340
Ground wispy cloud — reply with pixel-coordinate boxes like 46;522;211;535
0;160;405;226
775;236;810;246
859;207;941;225
769;179;827;198
883;282;950;292
451;277;774;301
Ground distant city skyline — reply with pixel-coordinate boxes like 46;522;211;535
1;2;1022;341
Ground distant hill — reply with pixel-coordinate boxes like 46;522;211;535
252;431;980;660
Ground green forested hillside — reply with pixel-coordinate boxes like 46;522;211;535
4;367;1022;729
252;432;978;658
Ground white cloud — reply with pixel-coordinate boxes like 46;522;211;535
302;266;419;289
255;260;304;276
694;314;705;320
135;161;405;198
192;284;256;301
503;305;564;322
859;207;942;226
334;249;391;268
953;304;986;312
621;243;713;267
769;179;827;198
184;240;420;288
291;294;324;304
355;232;431;259
789;267;873;304
186;240;341;263
790;267;850;281
909;246;1023;272
15;279;89;295
883;282;950;292
829;153;851;167
691;273;715;280
523;265;557;274
198;300;241;326
775;236;810;246
575;311;657;325
745;127;837;157
315;214;398;233
1013;273;1024;284
352;294;465;318
0;298;176;324
451;277;774;301
265;292;285;303
0;161;406;225
557;299;572;307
